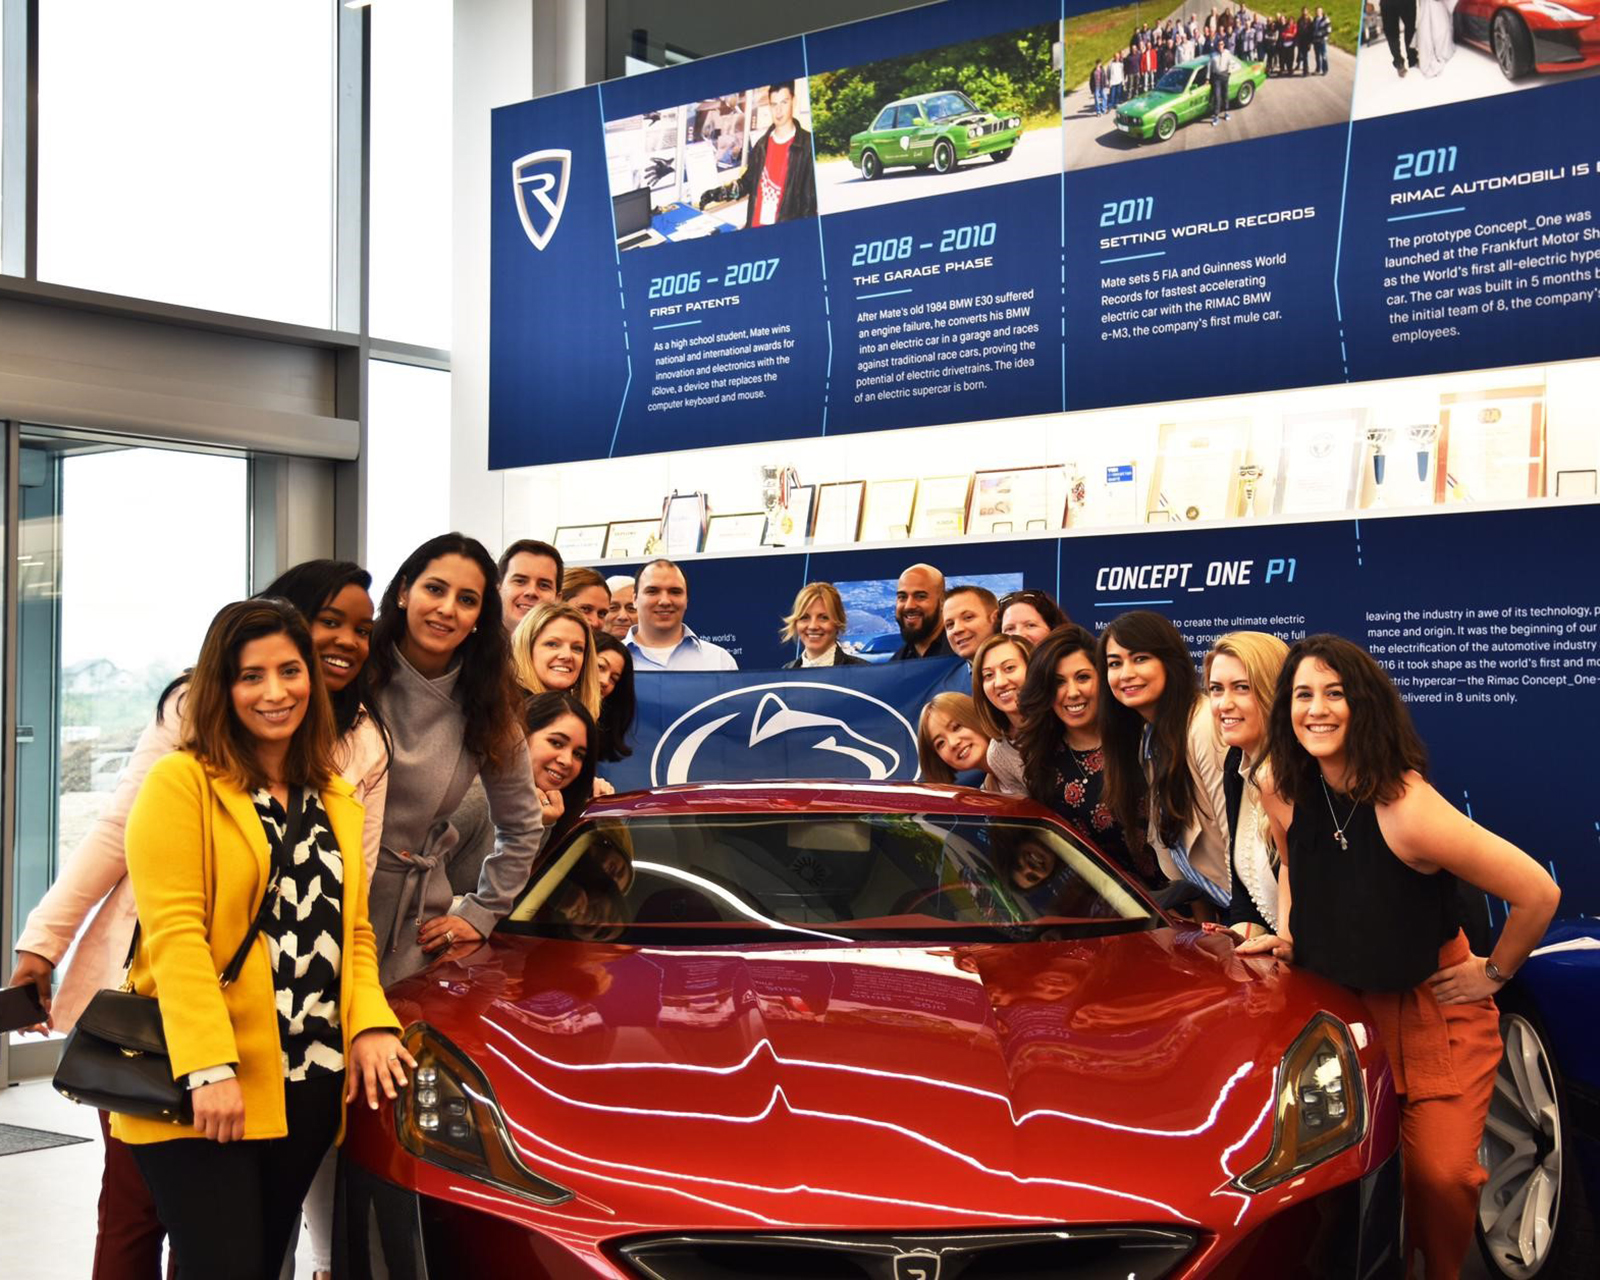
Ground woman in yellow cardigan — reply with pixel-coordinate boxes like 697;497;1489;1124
116;598;412;1279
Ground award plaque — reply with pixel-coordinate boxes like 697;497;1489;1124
812;480;866;546
1075;462;1139;527
553;523;609;561
860;478;919;542
1439;387;1545;503
703;512;769;552
968;467;1066;535
660;491;708;555
910;475;973;539
1276;415;1364;515
1149;422;1245;523
604;519;660;559
1555;470;1597;497
763;483;815;546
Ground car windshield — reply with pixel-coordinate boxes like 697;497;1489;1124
921;92;979;122
1155;67;1195;93
503;811;1158;945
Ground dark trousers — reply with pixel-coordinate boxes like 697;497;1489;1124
130;1073;343;1280
1211;72;1230;119
95;1109;169;1280
1381;0;1418;65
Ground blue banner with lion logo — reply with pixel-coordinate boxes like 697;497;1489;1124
601;658;970;792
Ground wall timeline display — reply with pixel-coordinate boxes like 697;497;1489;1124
490;0;1600;468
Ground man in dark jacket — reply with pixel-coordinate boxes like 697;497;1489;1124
700;81;816;227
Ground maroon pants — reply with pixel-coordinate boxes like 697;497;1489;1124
94;1109;169;1280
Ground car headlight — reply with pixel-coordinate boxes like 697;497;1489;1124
1524;0;1593;20
395;1023;572;1205
1236;1013;1366;1192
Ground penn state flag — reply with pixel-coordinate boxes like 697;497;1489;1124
602;659;970;792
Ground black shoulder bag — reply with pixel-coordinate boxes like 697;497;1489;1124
53;786;306;1124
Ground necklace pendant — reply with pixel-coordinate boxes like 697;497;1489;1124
1336;831;1349;851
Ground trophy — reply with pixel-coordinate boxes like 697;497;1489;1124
1237;463;1264;518
1067;472;1088;525
1366;427;1393;487
1406;424;1438;484
760;463;801;545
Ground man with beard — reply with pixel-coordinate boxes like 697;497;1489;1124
891;563;953;660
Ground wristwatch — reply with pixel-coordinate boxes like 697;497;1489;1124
1484;958;1510;985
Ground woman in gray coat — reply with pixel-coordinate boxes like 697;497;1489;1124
364;534;552;984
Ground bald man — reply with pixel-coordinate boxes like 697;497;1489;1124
892;563;953;660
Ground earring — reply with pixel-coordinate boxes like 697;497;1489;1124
471;625;478;633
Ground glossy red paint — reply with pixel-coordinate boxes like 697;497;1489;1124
343;784;1400;1277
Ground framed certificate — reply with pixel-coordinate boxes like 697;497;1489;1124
763;484;815;546
553;523;609;561
703;511;768;552
861;478;918;542
1275;414;1365;515
1149;421;1244;523
660;491;708;555
812;480;865;546
968;467;1066;536
604;518;659;560
910;475;972;539
1555;469;1597;497
1439;387;1545;503
1074;462;1139;527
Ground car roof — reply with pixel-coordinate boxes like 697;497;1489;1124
580;780;1058;821
887;90;967;108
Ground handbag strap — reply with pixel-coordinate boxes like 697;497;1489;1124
122;784;308;989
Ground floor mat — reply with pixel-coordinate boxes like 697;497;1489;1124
0;1122;91;1156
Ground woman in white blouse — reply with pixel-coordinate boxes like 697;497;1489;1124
780;582;868;668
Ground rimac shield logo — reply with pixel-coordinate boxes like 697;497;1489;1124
650;683;918;786
512;148;571;251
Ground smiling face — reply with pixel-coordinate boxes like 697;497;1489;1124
1010;838;1057;891
603;583;637;639
567;584;611;632
980;641;1029;724
895;567;944;647
310;581;373;694
527;711;588;792
532;617;588;692
231;633;311;750
499;551;560;634
1103;634;1168;722
1002;602;1052;647
636;563;688;646
942;592;997;660
1208;652;1264;755
928;709;987;774
1052;651;1100;742
795;600;841;658
399;554;486;676
1290;656;1349;774
595;648;623;698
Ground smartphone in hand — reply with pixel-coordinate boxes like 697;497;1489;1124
0;982;48;1034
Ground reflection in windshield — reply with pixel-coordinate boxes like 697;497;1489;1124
505;813;1153;944
923;92;978;121
1155;68;1193;94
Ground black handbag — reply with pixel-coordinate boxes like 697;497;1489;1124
53;786;305;1123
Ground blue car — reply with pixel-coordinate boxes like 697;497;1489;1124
1476;918;1600;1278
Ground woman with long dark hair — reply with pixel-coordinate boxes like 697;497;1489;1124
592;631;636;765
971;633;1035;796
364;533;549;984
1097;610;1229;912
522;691;598;846
1017;625;1156;888
1239;635;1558;1278
5;560;390;1280
114;598;409;1279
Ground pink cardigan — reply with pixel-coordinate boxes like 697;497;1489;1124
13;690;389;1031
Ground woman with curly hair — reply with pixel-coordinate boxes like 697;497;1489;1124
365;534;552;983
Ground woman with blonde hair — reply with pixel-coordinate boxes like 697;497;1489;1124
780;581;868;668
972;632;1035;795
916;693;992;785
1204;630;1289;938
560;566;612;632
511;601;601;718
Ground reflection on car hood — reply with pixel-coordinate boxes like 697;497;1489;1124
392;928;1379;1231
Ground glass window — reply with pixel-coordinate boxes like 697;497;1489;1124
365;360;451;596
370;0;452;349
36;0;334;326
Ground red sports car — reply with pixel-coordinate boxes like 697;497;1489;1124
1454;0;1600;79
337;784;1402;1278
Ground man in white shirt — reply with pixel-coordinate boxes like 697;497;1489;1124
1208;42;1237;125
624;559;739;671
497;539;562;635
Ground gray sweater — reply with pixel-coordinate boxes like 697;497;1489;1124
367;646;545;982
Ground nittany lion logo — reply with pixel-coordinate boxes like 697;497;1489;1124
651;683;918;786
512;148;572;251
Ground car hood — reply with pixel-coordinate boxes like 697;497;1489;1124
1123;89;1182;116
388;928;1380;1231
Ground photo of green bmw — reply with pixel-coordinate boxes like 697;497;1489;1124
810;21;1063;216
1114;56;1267;140
848;91;1024;179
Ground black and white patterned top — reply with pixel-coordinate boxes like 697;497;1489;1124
253;789;344;1081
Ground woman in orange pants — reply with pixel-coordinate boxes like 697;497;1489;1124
1240;635;1559;1279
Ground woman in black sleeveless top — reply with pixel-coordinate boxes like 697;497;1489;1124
1239;634;1559;1280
